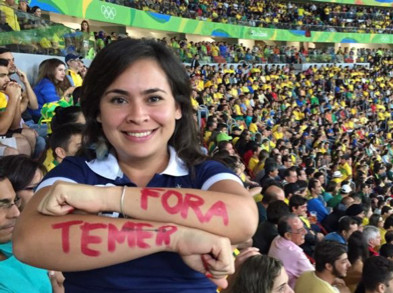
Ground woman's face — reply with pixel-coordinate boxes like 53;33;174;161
98;59;182;164
54;64;66;82
16;169;43;211
271;267;293;293
19;2;27;12
34;8;42;17
82;21;89;31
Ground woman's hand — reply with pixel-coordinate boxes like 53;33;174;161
37;181;111;215
63;87;76;99
172;227;235;288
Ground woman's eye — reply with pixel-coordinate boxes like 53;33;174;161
148;96;162;103
110;97;127;104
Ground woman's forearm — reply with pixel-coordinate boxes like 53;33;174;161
120;184;258;243
38;181;258;244
14;191;176;270
14;187;235;279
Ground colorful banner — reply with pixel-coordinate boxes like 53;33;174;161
28;0;393;44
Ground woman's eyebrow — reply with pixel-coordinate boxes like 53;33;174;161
103;89;129;96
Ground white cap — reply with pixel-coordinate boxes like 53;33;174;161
341;184;352;194
332;171;342;178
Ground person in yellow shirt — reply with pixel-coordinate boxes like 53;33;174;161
249;116;259;134
65;54;83;87
339;154;353;182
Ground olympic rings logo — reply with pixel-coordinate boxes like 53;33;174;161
101;5;117;20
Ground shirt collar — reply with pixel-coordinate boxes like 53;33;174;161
86;146;189;180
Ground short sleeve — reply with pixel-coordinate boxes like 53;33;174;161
195;160;243;190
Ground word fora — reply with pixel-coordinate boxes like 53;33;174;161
52;220;177;257
140;188;229;225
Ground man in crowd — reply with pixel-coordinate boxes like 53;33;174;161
0;59;31;155
268;214;314;288
324;216;359;244
0;169;54;291
308;178;329;223
295;240;351;293
363;225;382;256
359;256;393;293
65;53;83;87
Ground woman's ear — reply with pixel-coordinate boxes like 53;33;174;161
175;104;182;120
96;114;102;123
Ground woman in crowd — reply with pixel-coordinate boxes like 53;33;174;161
30;58;74;122
228;254;293;293
14;38;258;292
0;154;43;211
344;230;369;293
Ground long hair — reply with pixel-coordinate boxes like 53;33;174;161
37;58;72;96
231;254;283;293
347;230;369;265
80;38;206;167
81;20;90;33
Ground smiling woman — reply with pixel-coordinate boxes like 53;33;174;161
13;38;258;293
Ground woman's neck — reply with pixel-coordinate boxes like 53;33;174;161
118;151;170;187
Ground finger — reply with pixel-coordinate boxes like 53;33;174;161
38;196;75;215
202;253;234;275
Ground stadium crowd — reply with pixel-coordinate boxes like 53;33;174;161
0;1;393;292
0;34;393;291
1;0;392;66
103;0;393;33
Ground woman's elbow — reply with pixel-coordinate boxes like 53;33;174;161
232;198;259;243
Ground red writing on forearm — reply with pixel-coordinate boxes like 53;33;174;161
52;220;177;256
52;220;83;253
156;225;177;246
81;223;106;257
108;222;153;251
141;188;229;226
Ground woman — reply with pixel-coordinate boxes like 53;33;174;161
80;20;96;59
344;231;369;293
31;58;74;122
0;155;43;211
228;254;293;293
14;38;258;292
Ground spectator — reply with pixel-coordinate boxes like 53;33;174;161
295;240;351;293
0;169;53;292
65;54;83;87
0;58;31;156
14;38;258;292
268;214;314;288
345;231;369;292
355;256;393;293
0;154;43;211
363;225;382;256
253;200;290;254
324;216;360;244
224;254;293;293
307;178;329;223
31;58;74;122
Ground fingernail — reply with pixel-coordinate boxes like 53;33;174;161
205;272;213;278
